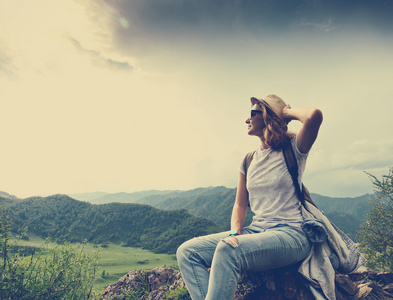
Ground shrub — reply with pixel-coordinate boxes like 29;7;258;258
358;168;393;271
166;288;191;300
0;207;100;299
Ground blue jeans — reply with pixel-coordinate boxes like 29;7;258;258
176;224;311;300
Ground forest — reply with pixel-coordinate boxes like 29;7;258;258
0;185;378;256
0;194;220;254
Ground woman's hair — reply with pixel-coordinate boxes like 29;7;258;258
256;102;294;151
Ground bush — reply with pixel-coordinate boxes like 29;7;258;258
358;168;393;272
166;288;191;300
0;207;100;299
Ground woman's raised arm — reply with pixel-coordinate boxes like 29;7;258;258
283;105;323;154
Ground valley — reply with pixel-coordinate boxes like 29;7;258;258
13;235;178;296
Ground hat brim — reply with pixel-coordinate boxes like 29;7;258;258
250;97;263;106
251;97;271;109
250;96;282;119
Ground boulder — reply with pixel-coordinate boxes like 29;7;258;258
102;267;186;300
102;266;393;300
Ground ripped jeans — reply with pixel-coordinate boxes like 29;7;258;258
176;224;311;300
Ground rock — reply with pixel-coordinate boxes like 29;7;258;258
335;274;358;296
346;271;393;300
102;266;185;300
385;283;393;294
102;266;393;300
234;266;315;300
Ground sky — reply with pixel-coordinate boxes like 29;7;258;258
1;0;393;199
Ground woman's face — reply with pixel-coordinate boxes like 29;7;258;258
246;104;265;136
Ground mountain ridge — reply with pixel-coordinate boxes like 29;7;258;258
70;186;228;205
69;187;375;239
70;188;374;206
1;187;377;250
1;194;220;254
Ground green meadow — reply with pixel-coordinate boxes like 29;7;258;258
14;235;179;295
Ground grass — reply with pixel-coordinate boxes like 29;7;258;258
12;234;178;296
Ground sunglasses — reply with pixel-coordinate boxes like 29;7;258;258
250;110;262;119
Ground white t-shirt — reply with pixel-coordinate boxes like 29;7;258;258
240;136;308;229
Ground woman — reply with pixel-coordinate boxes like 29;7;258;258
177;94;323;300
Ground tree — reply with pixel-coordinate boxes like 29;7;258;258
358;167;393;272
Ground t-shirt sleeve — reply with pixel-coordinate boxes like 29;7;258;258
291;135;309;187
240;155;247;175
291;135;309;164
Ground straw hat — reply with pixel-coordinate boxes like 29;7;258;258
250;94;286;119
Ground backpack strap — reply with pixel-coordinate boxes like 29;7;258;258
242;151;256;177
242;151;255;207
301;184;318;208
282;141;318;208
243;144;317;208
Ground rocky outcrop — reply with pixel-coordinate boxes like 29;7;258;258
102;266;393;300
102;267;186;300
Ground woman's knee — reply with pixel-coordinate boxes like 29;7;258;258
223;236;239;247
214;239;238;257
176;240;192;263
211;240;241;270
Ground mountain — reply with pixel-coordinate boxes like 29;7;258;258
0;191;18;200
2;194;220;254
138;188;376;239
69;192;109;202
70;187;228;206
70;187;377;239
85;187;248;230
70;190;181;205
150;187;254;230
310;193;375;240
311;193;375;219
136;186;230;206
2;187;377;250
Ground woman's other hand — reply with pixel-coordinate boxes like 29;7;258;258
282;104;294;124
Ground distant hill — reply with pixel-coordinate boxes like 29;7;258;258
150;187;254;230
70;187;248;230
0;191;18;200
137;188;376;239
70;187;229;206
70;187;377;239
136;186;230;206
71;190;181;205
1;195;220;254
310;193;375;240
69;192;109;202
3;187;378;248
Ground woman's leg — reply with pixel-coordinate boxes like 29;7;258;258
176;231;230;300
205;225;311;300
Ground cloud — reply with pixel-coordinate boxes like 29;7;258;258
304;139;393;196
0;0;134;77
107;0;393;39
307;139;393;174
0;49;18;79
298;18;337;32
104;59;133;71
69;36;134;71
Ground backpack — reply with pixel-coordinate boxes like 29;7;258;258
242;141;318;208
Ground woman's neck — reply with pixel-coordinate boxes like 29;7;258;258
259;137;270;150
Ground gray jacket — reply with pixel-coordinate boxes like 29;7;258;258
298;201;366;300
